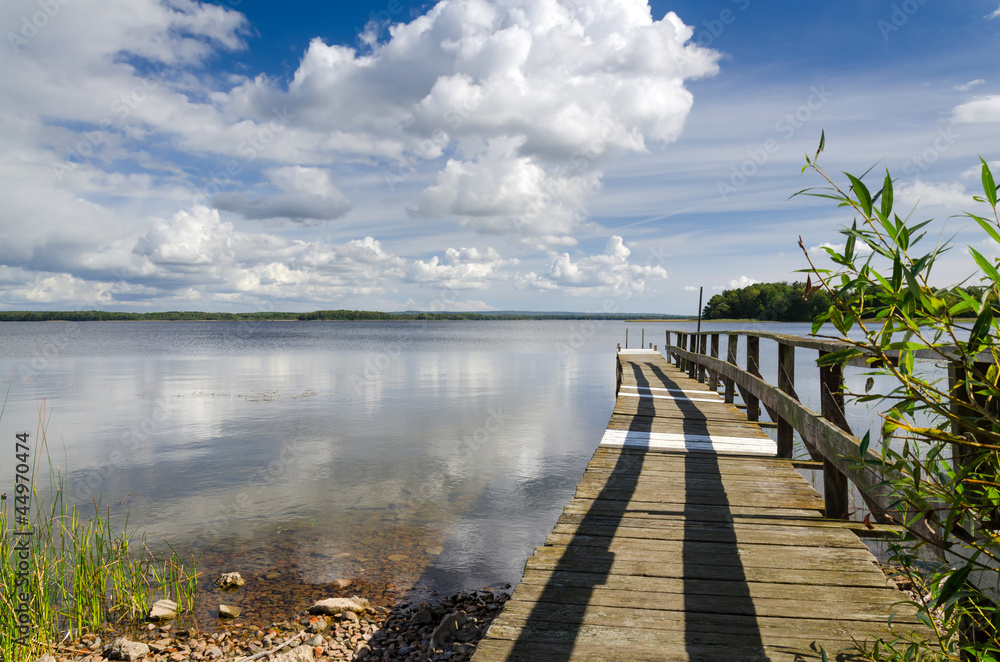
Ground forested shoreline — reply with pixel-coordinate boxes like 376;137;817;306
0;309;688;322
701;281;994;321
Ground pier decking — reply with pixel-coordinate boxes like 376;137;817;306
472;349;926;661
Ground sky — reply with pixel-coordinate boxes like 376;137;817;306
0;0;998;314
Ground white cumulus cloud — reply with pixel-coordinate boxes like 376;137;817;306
952;95;1000;123
516;236;667;296
213;166;352;222
408;246;518;290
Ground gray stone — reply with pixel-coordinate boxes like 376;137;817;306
103;637;150;661
304;634;324;647
428;612;469;654
272;645;314;662
331;578;351;589
214;572;245;590
148;599;178;622
306;617;329;632
354;644;371;660
218;604;241;619
308;596;369;615
342;611;359;623
409;606;433;625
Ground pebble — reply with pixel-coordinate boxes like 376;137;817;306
38;586;509;662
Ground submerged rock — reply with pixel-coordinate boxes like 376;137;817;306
147;599;177;622
214;572;246;590
308;596;369;615
218;604;242;619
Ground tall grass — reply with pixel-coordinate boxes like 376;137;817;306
1;402;198;662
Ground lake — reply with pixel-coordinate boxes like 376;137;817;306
0;319;916;625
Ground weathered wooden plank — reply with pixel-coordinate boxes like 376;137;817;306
517;570;906;605
575;472;824;495
500;598;915;645
483;620;873;656
524;551;894;588
549;522;871;549
529;543;882;574
473;637;847;662
572;486;825;510
506;584;919;623
605;415;778;438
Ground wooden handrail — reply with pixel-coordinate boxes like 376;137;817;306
667;341;896;521
660;328;998;366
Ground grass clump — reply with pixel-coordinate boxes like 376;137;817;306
1;417;198;662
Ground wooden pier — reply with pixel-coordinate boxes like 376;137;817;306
472;345;928;661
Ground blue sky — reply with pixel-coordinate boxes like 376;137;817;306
0;0;998;313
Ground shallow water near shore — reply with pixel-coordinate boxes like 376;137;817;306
0;319;916;627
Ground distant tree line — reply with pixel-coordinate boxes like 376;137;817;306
701;281;996;322
0;309;691;322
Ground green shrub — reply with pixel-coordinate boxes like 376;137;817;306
797;133;1000;660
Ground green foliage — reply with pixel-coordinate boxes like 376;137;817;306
701;281;832;321
798;143;1000;660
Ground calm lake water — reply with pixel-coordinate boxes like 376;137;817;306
0;319;925;623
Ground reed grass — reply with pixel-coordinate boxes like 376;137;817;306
1;406;198;662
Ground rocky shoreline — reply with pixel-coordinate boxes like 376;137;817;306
36;584;510;662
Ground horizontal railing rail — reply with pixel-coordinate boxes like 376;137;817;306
621;328;997;525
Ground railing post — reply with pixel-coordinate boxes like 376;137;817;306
819;352;851;520
724;335;738;404
708;334;720;391
665;331;670;362
688;334;699;380
676;333;685;369
745;336;760;421
697;334;708;383
777;343;796;458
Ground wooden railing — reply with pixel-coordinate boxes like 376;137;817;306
659;329;893;523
